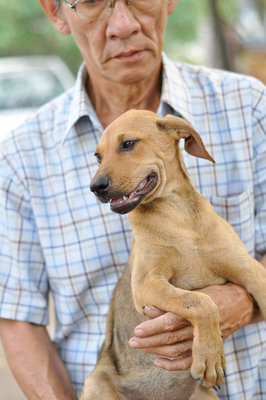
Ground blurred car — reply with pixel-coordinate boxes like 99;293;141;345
0;55;75;141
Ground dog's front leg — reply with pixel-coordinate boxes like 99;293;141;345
80;367;121;400
132;274;225;389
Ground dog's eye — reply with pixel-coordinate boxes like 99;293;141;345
120;140;139;152
94;153;101;164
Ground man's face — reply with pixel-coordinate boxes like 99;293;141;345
53;0;177;84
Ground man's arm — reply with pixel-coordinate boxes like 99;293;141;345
0;319;77;400
129;254;266;371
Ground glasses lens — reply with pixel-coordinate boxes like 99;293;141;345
76;0;109;21
75;0;161;21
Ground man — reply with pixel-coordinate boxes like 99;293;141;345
0;0;265;399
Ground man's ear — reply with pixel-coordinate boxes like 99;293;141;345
39;0;71;35
167;0;178;15
156;114;215;163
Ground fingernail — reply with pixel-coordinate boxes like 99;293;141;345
128;338;138;348
134;327;145;336
154;359;162;367
145;305;157;312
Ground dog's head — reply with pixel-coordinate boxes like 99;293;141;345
90;110;214;214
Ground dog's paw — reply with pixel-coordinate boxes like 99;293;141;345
190;334;225;388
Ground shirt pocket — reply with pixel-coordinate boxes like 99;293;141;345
205;188;254;256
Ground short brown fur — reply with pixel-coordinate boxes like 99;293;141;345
81;110;266;400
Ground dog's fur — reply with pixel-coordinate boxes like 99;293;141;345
81;110;266;400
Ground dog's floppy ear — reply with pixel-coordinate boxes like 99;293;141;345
156;115;215;163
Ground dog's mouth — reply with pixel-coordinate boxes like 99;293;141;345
109;173;158;214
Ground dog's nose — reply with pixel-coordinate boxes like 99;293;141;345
90;176;111;196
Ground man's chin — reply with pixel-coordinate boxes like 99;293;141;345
106;54;160;84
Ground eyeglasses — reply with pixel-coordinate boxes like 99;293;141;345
62;0;158;22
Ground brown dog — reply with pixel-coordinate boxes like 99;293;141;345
81;110;266;400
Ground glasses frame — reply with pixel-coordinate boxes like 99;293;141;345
63;0;80;10
62;0;131;12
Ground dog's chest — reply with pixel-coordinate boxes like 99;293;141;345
158;245;226;290
169;268;225;291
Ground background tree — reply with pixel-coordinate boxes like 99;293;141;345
0;0;265;80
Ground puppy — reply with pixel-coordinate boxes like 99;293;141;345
81;110;266;400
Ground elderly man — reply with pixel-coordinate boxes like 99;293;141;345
0;1;265;399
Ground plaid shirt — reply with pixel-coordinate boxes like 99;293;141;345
0;54;265;398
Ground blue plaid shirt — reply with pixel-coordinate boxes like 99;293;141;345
0;54;265;398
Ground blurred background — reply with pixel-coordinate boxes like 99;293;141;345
1;0;265;77
0;0;265;398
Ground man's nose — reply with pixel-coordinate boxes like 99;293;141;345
106;0;141;40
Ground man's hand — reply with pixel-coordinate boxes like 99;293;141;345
129;279;263;371
129;306;194;370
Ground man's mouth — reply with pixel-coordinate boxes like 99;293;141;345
114;50;144;61
108;173;158;214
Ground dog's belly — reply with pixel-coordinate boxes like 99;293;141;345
120;368;196;400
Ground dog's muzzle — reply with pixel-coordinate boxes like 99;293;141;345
90;173;158;214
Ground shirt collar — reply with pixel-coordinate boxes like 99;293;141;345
62;63;99;143
160;53;194;126
62;54;194;143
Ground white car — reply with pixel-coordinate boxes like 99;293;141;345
0;55;75;141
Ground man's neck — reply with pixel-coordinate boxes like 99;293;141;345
86;67;162;128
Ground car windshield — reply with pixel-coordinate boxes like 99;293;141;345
0;69;65;110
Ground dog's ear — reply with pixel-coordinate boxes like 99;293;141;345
156;115;215;163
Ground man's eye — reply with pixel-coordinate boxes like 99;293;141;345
94;153;101;163
120;140;139;152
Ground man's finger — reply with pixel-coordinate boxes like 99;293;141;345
134;311;191;338
129;325;194;349
144;340;193;359
143;305;166;318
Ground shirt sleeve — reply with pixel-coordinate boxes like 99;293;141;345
0;146;49;325
252;80;266;259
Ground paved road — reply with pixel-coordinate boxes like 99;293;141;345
0;341;27;400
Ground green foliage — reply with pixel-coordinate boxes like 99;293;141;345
215;0;238;21
164;0;209;62
0;1;82;74
165;0;208;44
0;0;244;73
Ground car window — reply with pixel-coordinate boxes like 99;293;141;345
0;69;65;110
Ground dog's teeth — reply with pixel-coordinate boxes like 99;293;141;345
123;196;128;201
